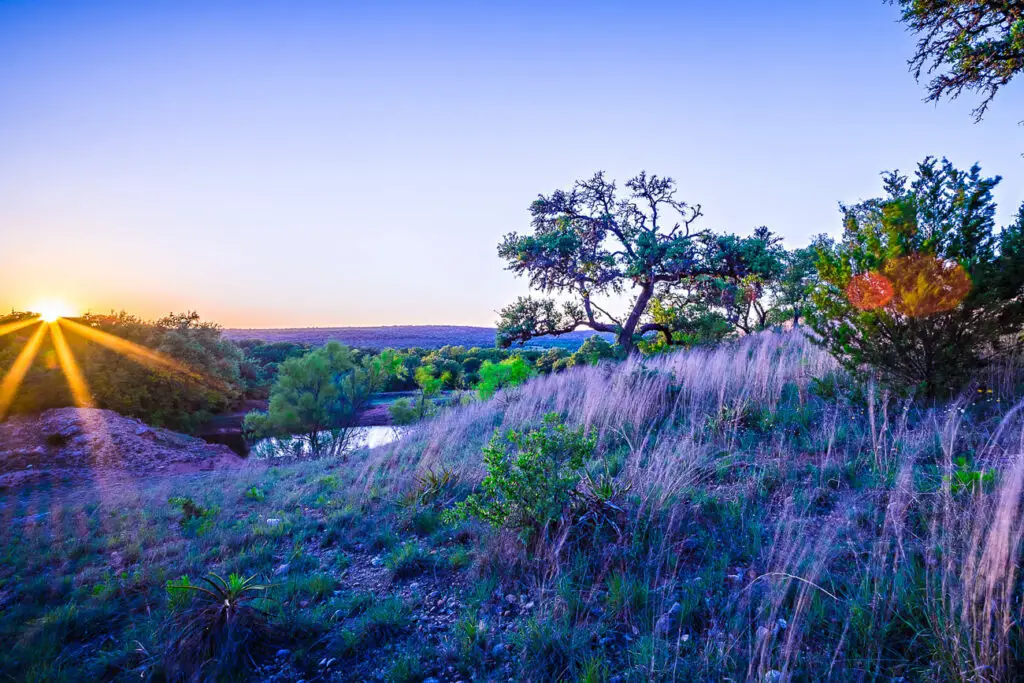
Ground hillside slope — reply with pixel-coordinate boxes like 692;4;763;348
3;332;1023;681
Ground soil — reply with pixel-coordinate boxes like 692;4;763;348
0;407;247;489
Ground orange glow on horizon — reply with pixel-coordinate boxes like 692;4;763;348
29;299;76;323
0;322;47;420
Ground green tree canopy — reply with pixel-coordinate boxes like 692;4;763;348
496;172;778;354
477;356;534;400
892;0;1024;120
809;156;1024;396
244;342;402;457
0;310;243;432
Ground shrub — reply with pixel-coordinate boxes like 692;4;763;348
476;356;534;399
384;543;430;579
162;573;274;680
244;486;266;502
168;496;218;535
810;157;1024;396
444;414;596;544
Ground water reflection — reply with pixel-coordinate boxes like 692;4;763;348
250;425;402;458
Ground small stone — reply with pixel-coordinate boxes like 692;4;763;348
775;618;788;631
276;648;291;658
266;518;281;526
765;671;782;683
371;556;384;567
505;594;517;604
756;625;770;640
491;643;506;658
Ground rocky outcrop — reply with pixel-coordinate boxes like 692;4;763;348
0;408;244;488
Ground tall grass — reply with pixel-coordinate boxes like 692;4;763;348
364;330;1024;680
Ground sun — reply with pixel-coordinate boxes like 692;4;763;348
31;300;75;323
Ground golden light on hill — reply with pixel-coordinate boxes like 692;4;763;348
59;318;204;383
49;321;94;409
30;300;75;324
0;313;216;421
0;323;47;419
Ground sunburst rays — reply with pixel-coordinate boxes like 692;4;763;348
0;314;217;421
58;318;205;383
0;322;47;420
49;321;94;408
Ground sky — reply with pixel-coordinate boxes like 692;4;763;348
1;1;1022;328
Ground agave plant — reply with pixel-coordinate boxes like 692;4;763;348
163;573;276;680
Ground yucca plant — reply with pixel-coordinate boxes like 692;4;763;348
163;573;277;681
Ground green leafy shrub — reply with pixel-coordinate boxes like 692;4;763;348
477;356;534;400
946;456;996;495
244;486;266;501
444;414;597;543
810;157;1024;396
168;496;219;535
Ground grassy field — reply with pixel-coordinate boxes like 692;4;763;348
3;331;1023;681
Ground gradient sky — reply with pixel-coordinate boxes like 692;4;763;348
1;1;1021;327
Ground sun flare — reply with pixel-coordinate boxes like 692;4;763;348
31;300;75;323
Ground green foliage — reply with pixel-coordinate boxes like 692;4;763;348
946;456;996;495
389;364;444;425
162;573;274;681
0;311;244;432
165;575;196;610
244;342;402;457
168;496;218;535
444;414;597;544
400;466;459;510
496;172;784;353
476;356;534;400
894;0;1024;120
244;486;266;502
809;157;1024;396
384;542;430;578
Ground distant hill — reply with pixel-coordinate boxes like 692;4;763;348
221;325;610;351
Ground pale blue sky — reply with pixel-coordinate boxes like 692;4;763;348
1;1;1021;327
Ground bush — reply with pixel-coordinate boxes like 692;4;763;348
0;311;245;432
444;414;596;544
810;157;1024;396
476;356;534;400
162;573;274;680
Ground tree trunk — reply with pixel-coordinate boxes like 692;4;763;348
617;284;655;354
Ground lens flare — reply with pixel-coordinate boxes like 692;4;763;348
30;300;74;323
50;322;94;408
0;317;41;339
885;254;971;317
59;318;206;384
0;322;47;420
846;271;895;311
